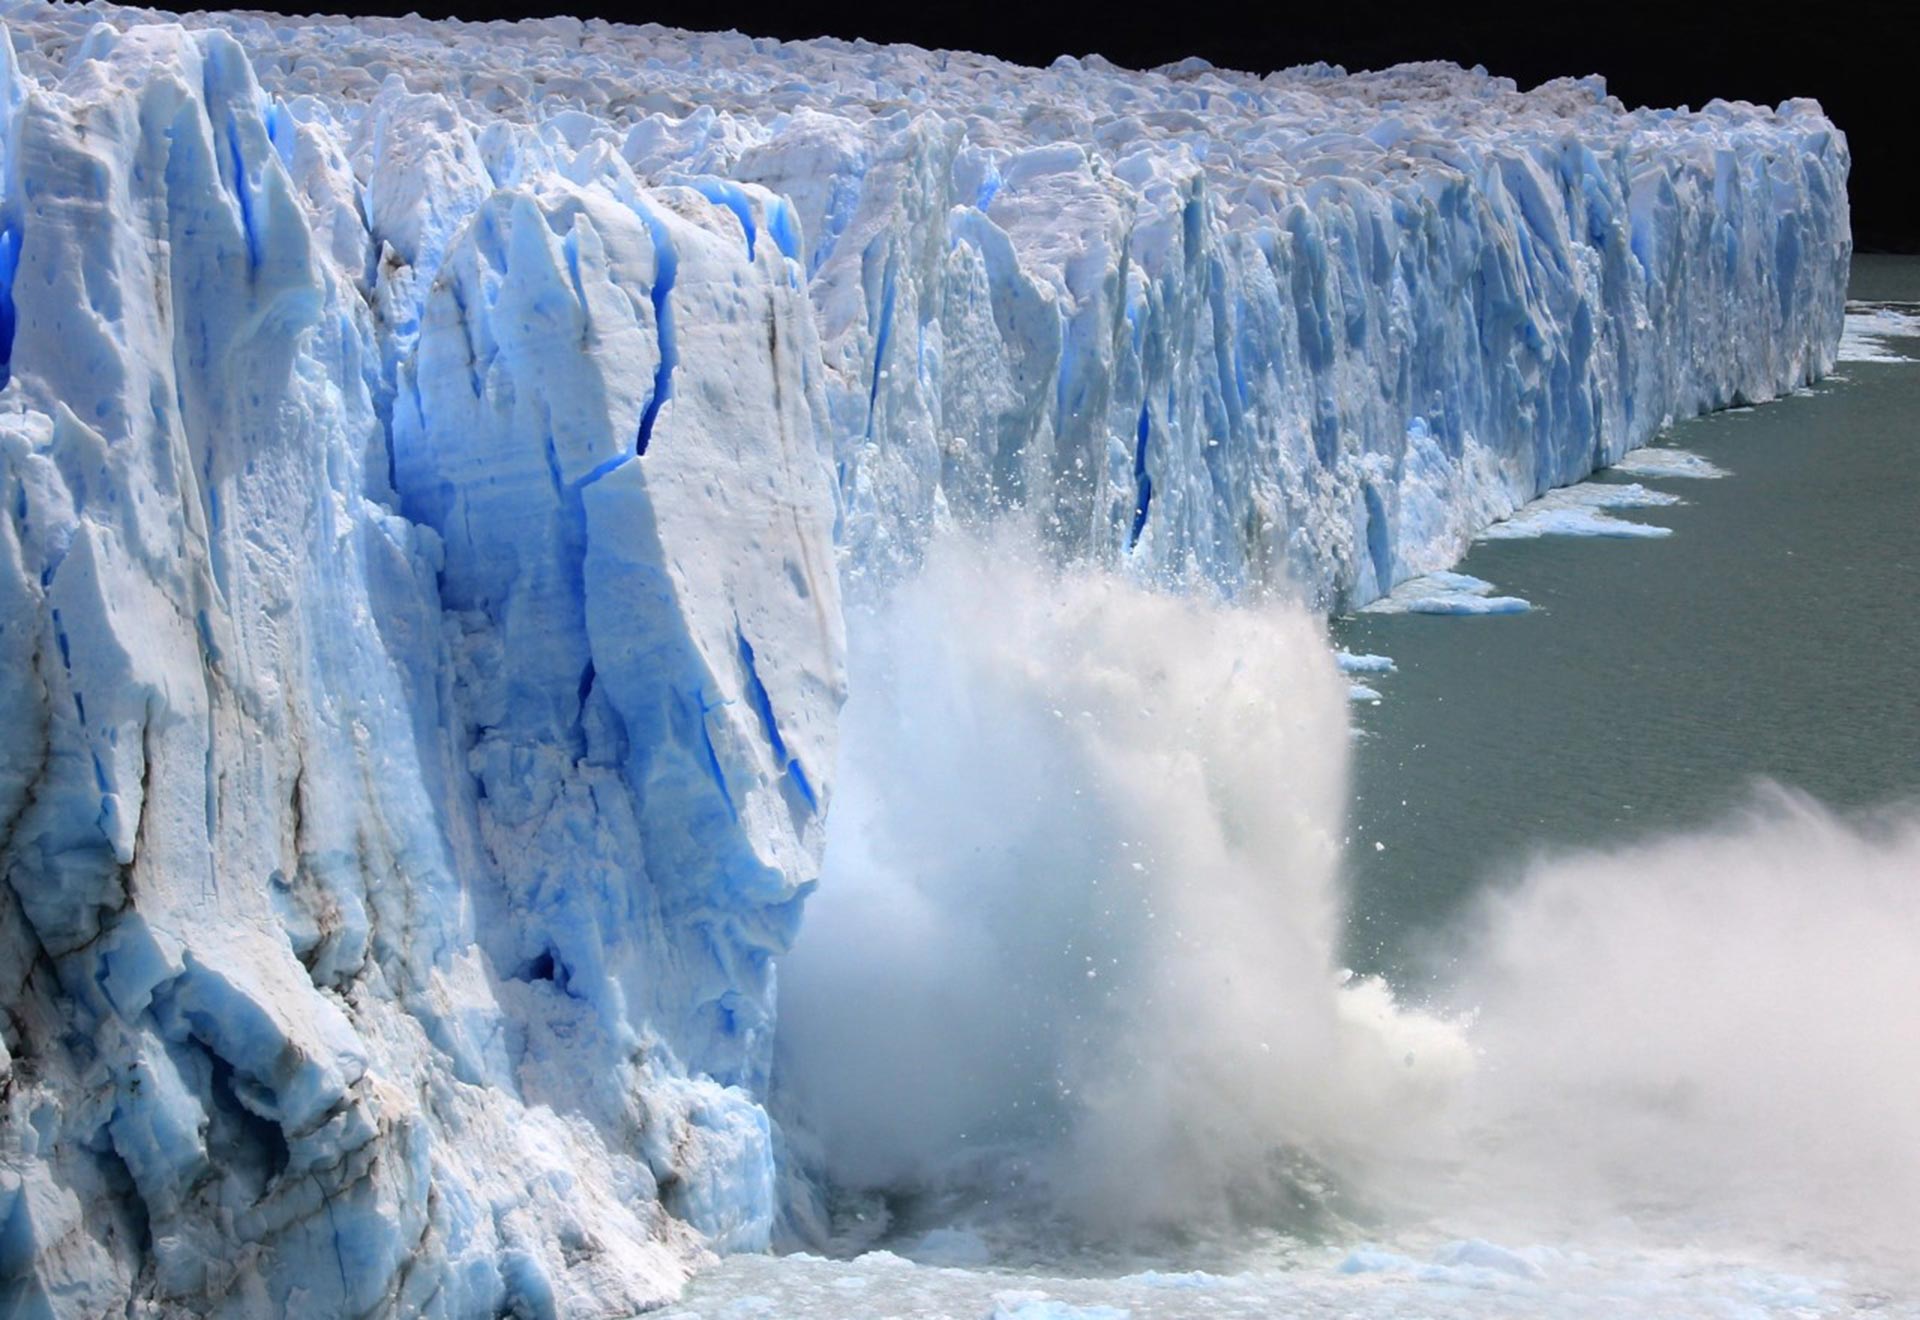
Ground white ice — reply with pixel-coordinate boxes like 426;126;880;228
1838;301;1920;363
658;1236;1895;1320
1477;480;1679;540
1610;446;1729;478
1360;571;1532;615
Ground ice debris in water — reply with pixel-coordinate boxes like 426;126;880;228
0;0;1849;1311
1361;572;1533;615
657;1235;1879;1318
1611;447;1729;479
991;1294;1131;1320
1838;302;1920;363
1477;480;1679;540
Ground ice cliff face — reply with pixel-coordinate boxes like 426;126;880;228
0;1;1847;1314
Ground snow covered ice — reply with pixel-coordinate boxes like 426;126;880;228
0;0;1854;1313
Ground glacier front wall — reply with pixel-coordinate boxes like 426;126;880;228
0;4;1846;1315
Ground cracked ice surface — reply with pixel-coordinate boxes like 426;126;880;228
0;0;1848;1313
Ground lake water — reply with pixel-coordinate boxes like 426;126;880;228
1339;254;1920;979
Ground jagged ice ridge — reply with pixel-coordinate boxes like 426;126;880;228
0;1;1848;1314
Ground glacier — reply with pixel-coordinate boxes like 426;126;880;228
0;0;1849;1314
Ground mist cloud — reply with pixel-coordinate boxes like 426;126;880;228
774;531;1920;1288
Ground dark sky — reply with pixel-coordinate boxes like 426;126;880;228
208;0;1918;251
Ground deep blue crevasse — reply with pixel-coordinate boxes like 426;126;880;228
0;221;19;389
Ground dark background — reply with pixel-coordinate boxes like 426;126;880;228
193;0;1919;251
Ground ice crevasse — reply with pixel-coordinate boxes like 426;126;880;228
0;1;1847;1314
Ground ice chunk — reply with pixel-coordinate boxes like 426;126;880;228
1610;447;1729;479
1838;302;1920;363
989;1293;1130;1320
907;1227;992;1267
1361;572;1533;616
1477;482;1679;540
1431;1239;1549;1280
1116;1270;1223;1289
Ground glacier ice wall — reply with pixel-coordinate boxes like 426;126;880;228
0;0;1847;1313
0;13;841;1317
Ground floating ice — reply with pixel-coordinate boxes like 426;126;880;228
1361;572;1533;615
1838;302;1920;363
660;1232;1887;1319
1117;1271;1225;1290
1335;651;1398;674
991;1294;1131;1320
1478;481;1679;539
1610;447;1730;479
906;1228;993;1267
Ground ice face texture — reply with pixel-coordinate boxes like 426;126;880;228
0;0;1847;1313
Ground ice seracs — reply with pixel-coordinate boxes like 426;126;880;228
0;0;1849;1312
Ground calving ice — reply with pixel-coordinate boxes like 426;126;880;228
0;0;1850;1314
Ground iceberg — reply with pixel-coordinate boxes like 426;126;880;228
0;0;1848;1313
1335;651;1397;674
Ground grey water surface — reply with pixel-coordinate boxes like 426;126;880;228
1337;255;1920;977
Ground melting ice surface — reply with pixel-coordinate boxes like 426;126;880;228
0;0;1873;1314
